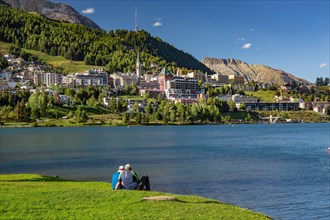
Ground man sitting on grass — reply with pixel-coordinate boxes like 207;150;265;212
112;165;124;190
115;164;150;190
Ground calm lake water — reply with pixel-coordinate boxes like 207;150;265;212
1;123;329;219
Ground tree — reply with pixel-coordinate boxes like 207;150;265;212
75;106;88;123
86;95;97;107
136;111;142;124
239;103;246;110
122;111;129;124
108;97;116;113
27;93;40;120
228;101;237;112
0;105;13;122
245;113;253;122
0;56;9;68
14;100;30;122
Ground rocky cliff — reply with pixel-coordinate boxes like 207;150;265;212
202;57;311;86
4;0;101;31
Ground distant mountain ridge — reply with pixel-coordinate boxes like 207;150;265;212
3;0;101;31
202;58;311;86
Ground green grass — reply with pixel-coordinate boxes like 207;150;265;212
23;48;102;73
0;41;11;54
245;90;277;102
0;41;101;73
0;174;270;219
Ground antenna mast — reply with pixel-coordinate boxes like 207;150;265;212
135;7;138;32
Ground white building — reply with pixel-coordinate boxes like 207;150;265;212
211;74;228;84
62;72;108;87
110;73;138;88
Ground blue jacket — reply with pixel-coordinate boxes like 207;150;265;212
112;171;121;190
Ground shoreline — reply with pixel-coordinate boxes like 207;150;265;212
1;120;329;128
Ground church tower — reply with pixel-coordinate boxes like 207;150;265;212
136;49;142;79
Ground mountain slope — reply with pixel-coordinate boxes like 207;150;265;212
203;58;311;86
3;0;101;31
0;4;211;73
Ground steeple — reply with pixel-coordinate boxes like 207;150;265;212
134;7;138;32
136;48;142;78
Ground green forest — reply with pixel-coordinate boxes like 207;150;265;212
0;4;211;74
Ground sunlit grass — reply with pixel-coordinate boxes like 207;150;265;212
0;41;101;73
0;41;11;54
246;90;277;102
0;174;270;219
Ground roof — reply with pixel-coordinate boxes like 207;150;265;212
160;67;172;76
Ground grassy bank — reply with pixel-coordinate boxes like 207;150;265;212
0;174;270;219
1;109;329;128
0;41;100;73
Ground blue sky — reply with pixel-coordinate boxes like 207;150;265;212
53;0;329;83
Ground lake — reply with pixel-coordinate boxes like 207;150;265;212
1;123;329;219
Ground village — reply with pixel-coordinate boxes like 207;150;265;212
0;52;329;120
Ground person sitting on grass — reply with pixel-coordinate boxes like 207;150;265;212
112;165;124;190
115;164;150;190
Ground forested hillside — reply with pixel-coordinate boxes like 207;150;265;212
0;4;211;73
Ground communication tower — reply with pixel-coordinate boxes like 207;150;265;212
135;7;138;32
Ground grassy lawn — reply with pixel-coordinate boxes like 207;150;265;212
0;41;12;54
0;174;270;219
23;48;102;73
0;41;101;73
245;90;277;102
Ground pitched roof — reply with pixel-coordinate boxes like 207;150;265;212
160;67;172;76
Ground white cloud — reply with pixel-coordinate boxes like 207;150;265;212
237;37;245;41
152;21;162;27
249;28;254;32
320;63;327;68
242;43;252;49
82;8;95;14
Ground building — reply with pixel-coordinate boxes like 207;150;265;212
232;94;258;108
45;72;62;87
174;98;199;105
139;89;163;98
110;73;138;88
139;81;160;90
158;67;173;91
211;74;228;84
228;75;244;84
144;71;154;82
311;101;330;114
136;50;142;79
187;72;206;82
165;76;200;99
34;72;62;87
62;72;108;87
245;102;300;111
218;95;232;102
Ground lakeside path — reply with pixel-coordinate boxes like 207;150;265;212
0;174;271;219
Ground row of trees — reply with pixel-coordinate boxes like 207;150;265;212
121;97;252;125
315;77;330;86
0;4;211;73
0;83;250;124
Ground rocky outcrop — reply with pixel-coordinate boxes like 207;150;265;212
4;0;101;31
202;57;311;86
